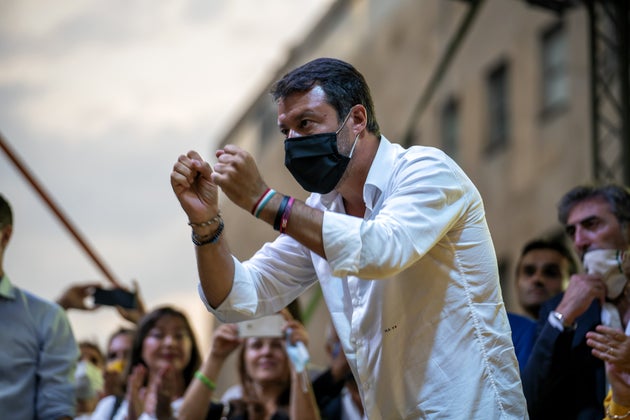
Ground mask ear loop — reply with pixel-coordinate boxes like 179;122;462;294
335;109;354;134
336;107;359;158
348;133;360;158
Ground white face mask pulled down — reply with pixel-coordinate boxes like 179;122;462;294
583;249;627;300
75;360;104;400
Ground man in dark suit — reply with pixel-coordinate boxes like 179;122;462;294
522;184;630;419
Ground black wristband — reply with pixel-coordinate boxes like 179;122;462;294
273;195;290;231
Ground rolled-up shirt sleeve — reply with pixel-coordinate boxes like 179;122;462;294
200;236;319;322
198;256;259;322
323;149;471;279
321;211;363;276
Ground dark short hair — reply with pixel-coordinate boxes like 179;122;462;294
517;237;579;277
270;57;380;136
0;194;12;228
127;306;201;387
78;340;105;366
557;183;630;225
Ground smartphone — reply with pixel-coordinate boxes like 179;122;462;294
93;287;137;309
237;314;285;338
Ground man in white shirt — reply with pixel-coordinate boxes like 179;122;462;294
171;57;526;418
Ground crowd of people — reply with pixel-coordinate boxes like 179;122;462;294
1;57;629;419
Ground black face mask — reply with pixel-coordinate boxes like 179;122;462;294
284;113;358;194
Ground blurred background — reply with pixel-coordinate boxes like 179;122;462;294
1;0;628;394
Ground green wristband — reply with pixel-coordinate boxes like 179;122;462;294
194;370;216;391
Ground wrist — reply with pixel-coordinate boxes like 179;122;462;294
194;370;217;391
251;188;276;218
190;213;224;246
191;223;220;237
208;352;229;365
549;310;577;331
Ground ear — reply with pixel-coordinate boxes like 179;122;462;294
349;104;368;137
0;225;12;248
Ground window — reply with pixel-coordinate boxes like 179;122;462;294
486;61;510;153
258;103;279;146
440;97;459;160
541;23;568;112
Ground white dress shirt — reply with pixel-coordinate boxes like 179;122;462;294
201;136;527;419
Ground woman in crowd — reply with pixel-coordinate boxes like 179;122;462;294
179;311;319;420
91;305;201;419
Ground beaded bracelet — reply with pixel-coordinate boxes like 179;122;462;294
191;218;224;246
273;195;290;231
188;212;222;227
279;197;295;234
194;370;217;391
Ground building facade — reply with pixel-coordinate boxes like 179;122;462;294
210;0;596;389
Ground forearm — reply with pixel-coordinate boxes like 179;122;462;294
194;226;236;308
289;370;320;420
179;355;226;420
256;193;325;258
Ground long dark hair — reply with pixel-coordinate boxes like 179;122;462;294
127;306;201;387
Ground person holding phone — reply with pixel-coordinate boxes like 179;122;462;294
171;57;525;418
179;311;319;420
56;280;146;324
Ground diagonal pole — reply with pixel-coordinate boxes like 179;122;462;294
0;131;122;288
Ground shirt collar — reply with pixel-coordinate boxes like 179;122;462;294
363;135;394;212
317;135;394;212
0;274;16;300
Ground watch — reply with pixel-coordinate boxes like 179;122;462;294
551;311;577;330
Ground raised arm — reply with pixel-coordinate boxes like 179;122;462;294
283;318;320;420
171;150;236;307
178;324;241;420
211;145;325;257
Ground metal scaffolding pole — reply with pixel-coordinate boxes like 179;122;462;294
0;132;122;288
587;0;630;185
